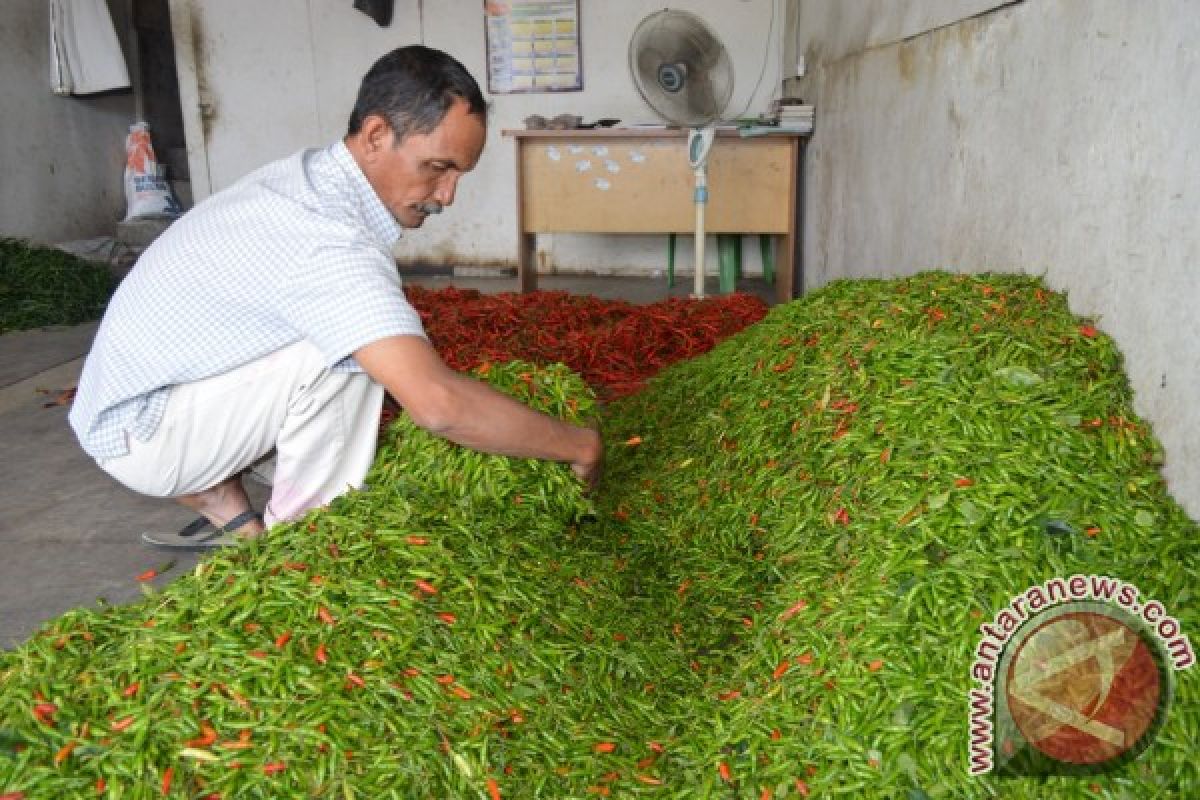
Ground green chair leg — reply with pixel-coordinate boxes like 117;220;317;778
718;234;738;294
734;235;743;279
667;233;676;289
760;234;774;286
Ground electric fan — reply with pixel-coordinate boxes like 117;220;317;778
629;9;734;297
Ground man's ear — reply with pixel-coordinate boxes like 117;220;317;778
360;114;394;158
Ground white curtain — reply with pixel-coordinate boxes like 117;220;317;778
50;0;131;96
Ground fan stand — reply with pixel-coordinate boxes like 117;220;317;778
688;127;716;298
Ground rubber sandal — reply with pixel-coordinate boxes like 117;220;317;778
141;510;263;551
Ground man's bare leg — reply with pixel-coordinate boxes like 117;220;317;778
176;475;265;536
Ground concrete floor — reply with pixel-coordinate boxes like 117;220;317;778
0;273;777;649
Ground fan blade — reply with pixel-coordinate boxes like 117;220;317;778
683;73;718;125
677;26;722;71
636;43;673;85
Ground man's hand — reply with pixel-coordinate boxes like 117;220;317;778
570;426;604;492
355;335;605;489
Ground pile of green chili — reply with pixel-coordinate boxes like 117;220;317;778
0;271;1195;798
0;239;115;334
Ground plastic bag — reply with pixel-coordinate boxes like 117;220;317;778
123;122;181;219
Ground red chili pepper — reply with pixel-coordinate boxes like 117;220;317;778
414;579;438;596
779;599;808;621
95;779;106;794
435;674;455;685
122;682;140;698
395;288;767;410
771;354;796;373
486;778;501;800
274;630;292;649
314;644;328;665
436;612;457;625
593;741;617;753
773;659;791;680
406;536;429;546
450;685;472;700
110;715;135;732
53;740;76;765
185;721;217;748
135;568;157;582
317;606;336;626
263;761;287;775
32;702;57;725
346;673;366;689
718;761;732;782
161;766;173;796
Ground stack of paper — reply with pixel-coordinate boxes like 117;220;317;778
776;102;814;133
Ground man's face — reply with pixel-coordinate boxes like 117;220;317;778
360;99;486;228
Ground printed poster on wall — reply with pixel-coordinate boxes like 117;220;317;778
484;1;582;93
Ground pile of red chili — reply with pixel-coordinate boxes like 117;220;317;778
404;286;768;399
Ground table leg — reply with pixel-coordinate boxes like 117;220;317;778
517;231;537;293
775;231;794;304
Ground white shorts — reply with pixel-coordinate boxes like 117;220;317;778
100;340;384;526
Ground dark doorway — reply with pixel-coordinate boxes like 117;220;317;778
132;0;189;207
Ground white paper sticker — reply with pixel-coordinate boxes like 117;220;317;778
592;145;609;157
629;150;647;164
605;160;621;174
568;145;584;155
546;146;561;161
594;178;612;191
575;160;592;172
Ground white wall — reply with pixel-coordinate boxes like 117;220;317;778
0;0;135;244
794;0;1012;65
170;0;788;275
794;0;1200;520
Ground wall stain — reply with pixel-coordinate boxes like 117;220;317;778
189;3;215;141
396;253;518;270
896;41;916;83
947;99;964;133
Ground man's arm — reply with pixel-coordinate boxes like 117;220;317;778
354;335;604;489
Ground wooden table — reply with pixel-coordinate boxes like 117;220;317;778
504;128;807;303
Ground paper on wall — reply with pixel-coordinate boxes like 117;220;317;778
50;0;131;96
